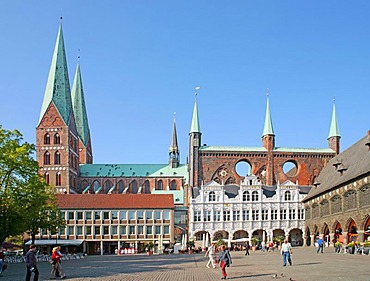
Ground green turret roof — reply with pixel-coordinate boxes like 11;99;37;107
262;94;275;136
71;61;90;146
328;102;340;139
38;22;73;126
190;97;201;133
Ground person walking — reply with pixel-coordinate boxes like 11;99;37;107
281;239;292;267
245;241;250;256
51;246;66;279
218;245;232;280
25;244;39;281
317;237;324;253
204;242;216;268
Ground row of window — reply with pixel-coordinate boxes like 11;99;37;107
43;225;170;236
44;172;62;186
193;209;304;222
82;179;179;194
306;186;370;219
208;190;294;202
64;210;171;221
44;133;61;145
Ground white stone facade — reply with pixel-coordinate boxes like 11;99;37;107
189;175;307;246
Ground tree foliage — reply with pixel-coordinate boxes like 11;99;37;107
0;126;64;243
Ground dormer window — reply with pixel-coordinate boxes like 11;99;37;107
251;190;258;201
285;190;291;201
242;191;250;202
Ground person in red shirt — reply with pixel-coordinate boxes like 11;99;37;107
50;246;66;279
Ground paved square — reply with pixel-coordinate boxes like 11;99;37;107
3;247;368;281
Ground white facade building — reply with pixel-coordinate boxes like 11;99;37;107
189;175;307;247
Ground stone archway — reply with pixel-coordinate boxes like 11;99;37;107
364;216;370;241
305;227;311;246
333;221;343;243
347;219;358;243
289;228;303;246
214;230;229;241
322;224;330;246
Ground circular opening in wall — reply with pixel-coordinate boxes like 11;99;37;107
283;161;298;177
235;161;252;177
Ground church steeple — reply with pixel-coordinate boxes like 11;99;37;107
169;114;179;168
189;88;202;187
328;99;341;154
38;20;73;126
262;92;275;137
71;59;93;164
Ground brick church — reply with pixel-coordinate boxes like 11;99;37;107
35;21;341;252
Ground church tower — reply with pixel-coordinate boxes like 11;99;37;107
189;92;202;187
36;20;79;194
71;60;93;164
327;100;341;154
261;93;275;185
169;115;179;168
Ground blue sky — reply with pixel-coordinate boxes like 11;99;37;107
0;1;369;164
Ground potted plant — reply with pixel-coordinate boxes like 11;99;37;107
145;242;154;255
362;241;370;255
347;241;355;254
251;237;258;251
273;235;285;249
334;241;342;253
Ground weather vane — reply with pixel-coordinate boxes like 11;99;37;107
195;86;200;96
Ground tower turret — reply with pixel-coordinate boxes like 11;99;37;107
328;100;341;154
189;89;202;187
169;114;179;168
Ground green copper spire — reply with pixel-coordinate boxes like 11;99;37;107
71;60;90;146
262;93;275;136
38;21;73;126
328;100;340;139
190;92;201;133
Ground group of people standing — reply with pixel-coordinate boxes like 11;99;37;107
25;244;67;281
204;243;232;279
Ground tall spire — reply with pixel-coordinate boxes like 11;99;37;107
190;88;201;133
262;91;274;137
38;20;73;126
169;114;179;168
328;99;340;139
71;59;90;146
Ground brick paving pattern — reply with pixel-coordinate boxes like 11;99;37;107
3;247;369;281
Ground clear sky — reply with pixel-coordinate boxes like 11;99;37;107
1;1;369;164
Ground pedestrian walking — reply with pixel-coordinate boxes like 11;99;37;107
245;241;250;256
218;245;232;279
51;246;67;279
317;237;324;253
281;239;292;267
25;244;39;281
204;242;216;268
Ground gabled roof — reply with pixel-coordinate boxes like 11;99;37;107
79;163;188;180
303;132;370;202
203;180;222;187
56;194;174;209
38;22;73;126
71;62;90;146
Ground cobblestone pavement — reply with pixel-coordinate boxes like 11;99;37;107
3;247;369;281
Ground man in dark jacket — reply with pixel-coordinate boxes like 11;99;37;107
25;244;39;281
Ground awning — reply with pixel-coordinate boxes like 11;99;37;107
25;239;84;246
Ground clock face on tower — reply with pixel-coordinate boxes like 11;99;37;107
218;169;228;177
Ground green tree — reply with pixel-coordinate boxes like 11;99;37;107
0;126;63;243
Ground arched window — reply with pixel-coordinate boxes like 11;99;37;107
144;181;150;194
170;180;177;190
243;191;250;202
359;185;370;207
117;180;124;193
312;203;319;218
331;195;342;214
54;133;60;144
44;173;50;184
44;151;50;165
130;180;137;194
54;151;61;165
209;191;216;202
44;133;50;144
251;191;258;201
104;180;113;193
320;199;329;216
344;190;357;210
56;172;62;186
93;181;100;192
284;191;291;201
157;180;163;190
